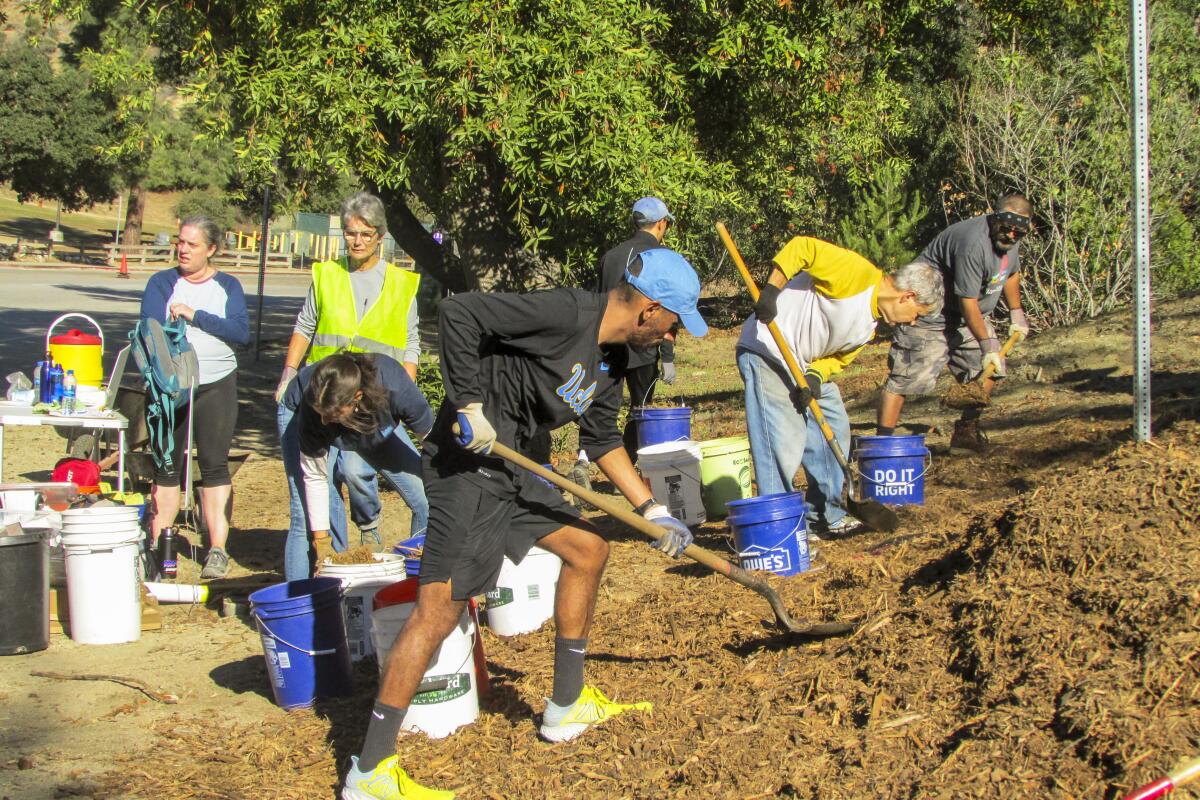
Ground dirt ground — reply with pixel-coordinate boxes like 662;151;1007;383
2;294;1198;800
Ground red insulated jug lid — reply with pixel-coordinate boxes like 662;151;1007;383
50;328;101;345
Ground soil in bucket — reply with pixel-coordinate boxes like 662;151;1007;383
633;406;692;451
726;492;811;577
371;578;481;739
484;546;563;637
61;524;144;645
853;434;931;506
0;531;50;655
698;436;754;519
248;577;355;710
637;440;706;526
318;552;410;661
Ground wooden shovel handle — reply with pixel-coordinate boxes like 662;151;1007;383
978;331;1023;382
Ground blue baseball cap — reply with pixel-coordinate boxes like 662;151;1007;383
624;248;708;338
632;196;675;226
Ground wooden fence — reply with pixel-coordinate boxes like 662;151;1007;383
105;244;294;270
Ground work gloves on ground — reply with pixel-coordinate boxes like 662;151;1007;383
1009;308;1030;342
643;503;693;557
753;282;783;325
274;365;298;404
789;370;823;415
660;361;676;385
456;402;497;454
980;337;1007;378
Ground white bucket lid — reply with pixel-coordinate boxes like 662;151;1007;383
318;552;407;577
63;505;141;518
637;439;703;463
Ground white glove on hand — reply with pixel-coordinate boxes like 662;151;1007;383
980;337;1006;378
660;361;677;385
455;402;497;454
274;365;298;404
1010;308;1030;342
643;503;693;557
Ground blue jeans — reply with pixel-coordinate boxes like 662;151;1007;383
277;404;429;582
737;348;848;527
331;446;382;533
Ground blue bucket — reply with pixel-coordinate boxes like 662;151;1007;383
853;435;931;506
248;577;354;709
633;406;692;450
725;492;810;576
392;535;425;577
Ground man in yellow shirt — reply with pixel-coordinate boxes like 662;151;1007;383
737;237;943;534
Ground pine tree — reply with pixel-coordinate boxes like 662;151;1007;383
838;160;927;270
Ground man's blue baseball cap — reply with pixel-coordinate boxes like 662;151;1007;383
632;196;675;226
625;248;708;338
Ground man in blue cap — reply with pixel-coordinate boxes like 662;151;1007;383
342;248;707;800
591;196;680;464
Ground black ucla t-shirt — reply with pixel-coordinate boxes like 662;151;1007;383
425;288;626;496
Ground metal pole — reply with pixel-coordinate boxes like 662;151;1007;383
254;182;271;361
1130;0;1151;441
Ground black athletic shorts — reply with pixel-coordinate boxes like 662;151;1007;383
419;464;581;601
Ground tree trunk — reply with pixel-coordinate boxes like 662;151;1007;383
121;183;146;246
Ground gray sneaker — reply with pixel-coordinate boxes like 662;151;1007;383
200;547;230;579
360;526;382;546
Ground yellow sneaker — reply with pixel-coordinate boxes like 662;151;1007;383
539;684;652;742
342;755;455;800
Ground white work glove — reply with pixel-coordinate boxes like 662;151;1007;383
660;361;677;385
274;365;298;404
643;503;693;558
1010;308;1030;342
980;337;1006;378
455;402;497;454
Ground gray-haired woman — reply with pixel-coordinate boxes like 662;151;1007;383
273;192;425;577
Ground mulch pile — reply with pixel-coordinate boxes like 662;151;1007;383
94;424;1200;799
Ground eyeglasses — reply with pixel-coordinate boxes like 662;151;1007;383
996;224;1028;240
343;228;378;241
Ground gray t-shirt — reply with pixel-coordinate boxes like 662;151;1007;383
916;215;1021;331
293;261;421;363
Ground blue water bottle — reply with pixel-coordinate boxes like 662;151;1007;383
50;363;64;404
33;360;44;403
40;355;54;403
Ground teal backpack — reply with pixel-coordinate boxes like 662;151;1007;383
128;317;200;471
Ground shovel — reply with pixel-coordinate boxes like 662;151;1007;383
486;439;854;638
940;331;1022;410
716;222;900;534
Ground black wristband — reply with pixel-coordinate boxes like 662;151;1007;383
634;498;658;516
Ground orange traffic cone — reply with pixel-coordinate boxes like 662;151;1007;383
117;252;129;279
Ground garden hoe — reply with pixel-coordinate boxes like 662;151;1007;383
716;222;900;534
940;330;1022;410
485;439;854;638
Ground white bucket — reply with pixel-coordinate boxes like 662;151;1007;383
485;546;563;637
61;524;143;644
370;603;479;739
637;440;706;526
318;553;410;661
62;505;141;520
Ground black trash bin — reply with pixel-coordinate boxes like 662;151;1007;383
0;531;50;655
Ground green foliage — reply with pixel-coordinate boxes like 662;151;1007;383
0;39;117;208
415;358;445;415
173;188;238;232
949;0;1200;325
837;160;927;269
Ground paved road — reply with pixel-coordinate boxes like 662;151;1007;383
0;266;309;384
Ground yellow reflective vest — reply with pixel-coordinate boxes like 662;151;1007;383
307;259;421;364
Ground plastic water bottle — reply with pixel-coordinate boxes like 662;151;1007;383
62;370;77;415
49;363;64;404
33;361;44;403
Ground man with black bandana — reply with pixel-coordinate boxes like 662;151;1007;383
876;193;1033;451
341;248;708;800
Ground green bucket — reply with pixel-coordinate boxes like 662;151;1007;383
698;436;754;519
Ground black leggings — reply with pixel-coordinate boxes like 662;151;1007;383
153;370;238;487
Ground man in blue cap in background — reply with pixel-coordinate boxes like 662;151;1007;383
342;248;708;800
567;197;679;493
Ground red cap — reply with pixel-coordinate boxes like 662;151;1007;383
50;329;101;345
